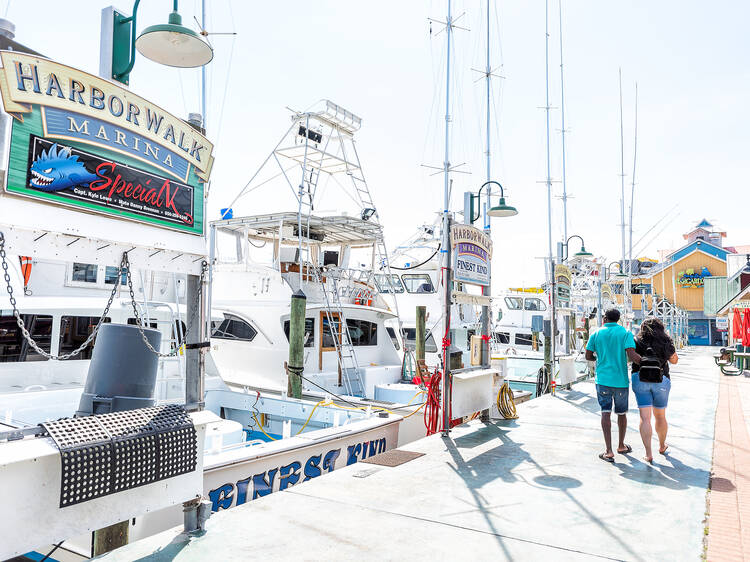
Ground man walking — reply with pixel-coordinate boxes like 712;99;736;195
585;308;641;462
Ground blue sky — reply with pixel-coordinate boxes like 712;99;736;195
8;0;750;288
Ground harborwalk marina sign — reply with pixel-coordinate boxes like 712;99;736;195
0;51;214;235
450;224;492;287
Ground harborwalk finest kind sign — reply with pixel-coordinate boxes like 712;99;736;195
0;51;214;235
450;224;492;287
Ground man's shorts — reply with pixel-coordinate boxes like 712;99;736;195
596;384;629;414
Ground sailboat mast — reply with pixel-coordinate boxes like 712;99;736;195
440;0;453;435
558;0;568;243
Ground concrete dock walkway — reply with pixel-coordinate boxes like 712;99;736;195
100;348;724;561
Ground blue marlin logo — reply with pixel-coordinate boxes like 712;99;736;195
29;143;98;192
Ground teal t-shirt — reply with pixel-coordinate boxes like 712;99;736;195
586;323;635;388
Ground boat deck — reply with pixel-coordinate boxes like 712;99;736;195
97;347;721;561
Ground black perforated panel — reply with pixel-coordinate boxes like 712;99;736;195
42;404;197;507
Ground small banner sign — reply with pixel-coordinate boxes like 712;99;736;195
555;264;572;306
450;224;492;287
0;51;214;235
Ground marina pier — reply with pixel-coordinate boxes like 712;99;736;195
97;347;738;561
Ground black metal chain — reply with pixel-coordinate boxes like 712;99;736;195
123;252;207;357
0;231;120;360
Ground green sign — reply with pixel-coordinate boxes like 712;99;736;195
0;51;214;235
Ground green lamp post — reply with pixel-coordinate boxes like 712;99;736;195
562;234;592;261
110;0;213;85
467;180;518;224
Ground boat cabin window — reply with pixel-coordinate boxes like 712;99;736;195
346;319;377;346
515;333;534;346
494;332;510;344
505;297;523;310
127;318;158;330
211;314;257;342
386;326;400;350
524;298;546;311
72;263;98;283
283;318;315;347
402;328;438;353
375;274;404;294
104;266;127;285
402;274;434;294
0;314;52;362
59;316;112;360
69;262;127;287
321;314;341;349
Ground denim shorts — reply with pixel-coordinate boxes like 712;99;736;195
631;372;670;409
596;384;629;414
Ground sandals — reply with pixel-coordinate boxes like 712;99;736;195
618;445;633;455
599;452;615;463
659;445;669;455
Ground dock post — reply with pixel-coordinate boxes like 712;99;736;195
416;306;426;362
185;272;205;411
288;290;307;399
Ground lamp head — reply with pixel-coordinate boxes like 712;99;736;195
574;245;593;258
136;11;213;68
487;197;518;218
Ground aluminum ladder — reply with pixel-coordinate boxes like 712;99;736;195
311;265;364;396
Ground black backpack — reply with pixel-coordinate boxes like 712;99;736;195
638;347;664;383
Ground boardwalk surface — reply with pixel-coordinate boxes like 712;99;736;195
100;347;727;561
706;358;750;561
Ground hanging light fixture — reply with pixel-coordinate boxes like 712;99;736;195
110;0;213;85
136;7;213;68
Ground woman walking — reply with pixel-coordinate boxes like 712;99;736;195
631;318;679;462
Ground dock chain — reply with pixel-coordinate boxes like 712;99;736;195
0;232;208;360
123;252;208;358
0;231;119;360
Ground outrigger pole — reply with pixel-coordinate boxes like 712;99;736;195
544;0;556;375
440;0;454;435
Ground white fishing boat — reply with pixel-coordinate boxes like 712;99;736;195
382;219;482;372
0;42;403;559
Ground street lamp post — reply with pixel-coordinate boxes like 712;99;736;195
559;234;593;353
465;180;518;370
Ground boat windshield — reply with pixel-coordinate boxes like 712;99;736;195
402;274;435;294
505;296;523;310
402;328;438;353
374;274;404;293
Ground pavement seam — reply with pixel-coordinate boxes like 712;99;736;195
286;488;625;561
